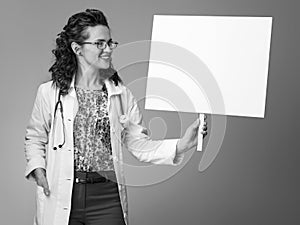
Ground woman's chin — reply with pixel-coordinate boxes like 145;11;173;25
98;58;112;69
97;63;110;70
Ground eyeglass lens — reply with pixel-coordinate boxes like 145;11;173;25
98;41;118;49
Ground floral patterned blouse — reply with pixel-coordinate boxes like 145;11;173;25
73;85;114;172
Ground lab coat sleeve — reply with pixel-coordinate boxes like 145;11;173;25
122;90;184;165
24;84;51;181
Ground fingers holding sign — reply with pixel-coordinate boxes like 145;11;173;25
201;115;208;137
176;114;208;154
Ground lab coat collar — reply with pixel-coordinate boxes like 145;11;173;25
68;74;123;98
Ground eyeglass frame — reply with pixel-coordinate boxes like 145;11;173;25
80;40;119;50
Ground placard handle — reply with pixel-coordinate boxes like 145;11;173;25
197;113;205;151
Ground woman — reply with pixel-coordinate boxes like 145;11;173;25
24;9;207;225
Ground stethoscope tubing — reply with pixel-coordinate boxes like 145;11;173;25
53;90;66;150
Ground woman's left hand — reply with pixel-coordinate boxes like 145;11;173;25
176;115;208;154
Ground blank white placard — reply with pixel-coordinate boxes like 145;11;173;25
145;15;272;118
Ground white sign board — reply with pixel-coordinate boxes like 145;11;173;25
145;15;272;118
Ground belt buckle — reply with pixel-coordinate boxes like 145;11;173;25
75;178;79;183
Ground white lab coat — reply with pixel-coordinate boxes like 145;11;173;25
24;76;184;225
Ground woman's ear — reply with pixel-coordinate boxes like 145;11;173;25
71;42;82;56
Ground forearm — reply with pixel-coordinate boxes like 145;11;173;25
125;131;184;165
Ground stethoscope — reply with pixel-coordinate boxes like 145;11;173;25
53;90;66;150
51;87;127;151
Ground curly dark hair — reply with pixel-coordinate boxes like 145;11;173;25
49;9;122;95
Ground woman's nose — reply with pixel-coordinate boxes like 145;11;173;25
103;43;113;52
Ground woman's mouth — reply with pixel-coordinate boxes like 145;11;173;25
99;55;111;60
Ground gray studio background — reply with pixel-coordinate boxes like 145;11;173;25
0;0;299;224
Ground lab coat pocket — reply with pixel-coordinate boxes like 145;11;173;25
36;185;46;224
36;185;46;200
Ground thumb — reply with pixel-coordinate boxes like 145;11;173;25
192;118;200;130
186;119;200;138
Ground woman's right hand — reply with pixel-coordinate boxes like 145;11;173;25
34;168;50;196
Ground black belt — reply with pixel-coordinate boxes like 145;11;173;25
74;171;111;184
75;177;109;184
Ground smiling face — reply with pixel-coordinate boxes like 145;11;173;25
79;25;113;70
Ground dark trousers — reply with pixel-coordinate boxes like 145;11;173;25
68;171;126;225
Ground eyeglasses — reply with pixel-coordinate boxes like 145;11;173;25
80;40;119;50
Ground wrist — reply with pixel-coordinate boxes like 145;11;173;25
33;168;45;177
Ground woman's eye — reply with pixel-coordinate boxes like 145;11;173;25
98;41;106;48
